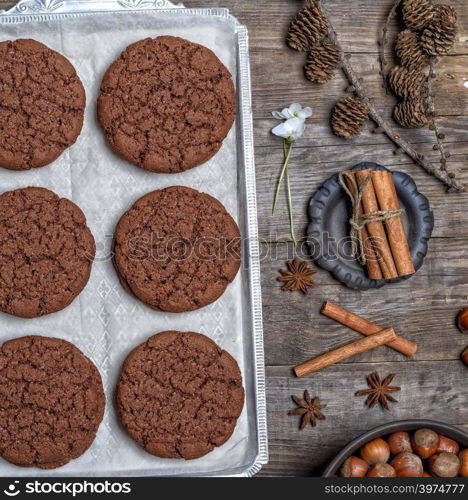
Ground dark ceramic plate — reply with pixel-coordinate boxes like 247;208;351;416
322;419;468;477
307;162;434;291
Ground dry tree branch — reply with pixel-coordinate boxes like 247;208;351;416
425;57;450;167
379;0;401;93
319;0;467;192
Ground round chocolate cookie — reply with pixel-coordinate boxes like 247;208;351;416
0;39;86;171
0;336;105;469
0;187;95;318
117;331;244;460
113;186;241;313
98;36;236;173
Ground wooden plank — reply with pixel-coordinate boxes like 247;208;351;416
255;115;468;148
255;138;468;171
255;153;468;241
261;240;468;365
263;362;468;476
251;51;468;118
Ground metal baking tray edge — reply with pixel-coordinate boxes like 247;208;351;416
0;0;268;478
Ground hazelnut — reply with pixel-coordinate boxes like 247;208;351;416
388;431;412;455
437;435;460;455
367;463;396;477
428;452;460;478
462;347;468;367
360;438;390;465
391;452;423;477
422;470;432;478
457;308;468;334
340;456;369;477
459;449;468;477
412;428;439;459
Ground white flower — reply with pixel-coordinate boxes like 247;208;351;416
272;103;312;141
272;103;313;121
272;117;306;141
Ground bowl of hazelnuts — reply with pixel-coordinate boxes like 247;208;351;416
323;420;468;478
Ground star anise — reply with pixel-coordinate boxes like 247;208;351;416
288;390;327;429
278;257;318;294
356;372;401;410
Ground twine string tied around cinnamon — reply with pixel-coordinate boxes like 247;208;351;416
338;171;405;265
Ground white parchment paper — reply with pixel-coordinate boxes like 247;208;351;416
0;9;256;476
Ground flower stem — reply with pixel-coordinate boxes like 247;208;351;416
272;139;294;216
285;163;297;244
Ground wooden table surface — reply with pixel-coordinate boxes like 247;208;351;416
1;0;468;478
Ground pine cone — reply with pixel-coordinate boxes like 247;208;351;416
402;0;436;31
421;5;458;56
331;97;369;139
393;98;430;128
388;65;426;99
304;42;341;83
395;29;428;70
287;3;329;51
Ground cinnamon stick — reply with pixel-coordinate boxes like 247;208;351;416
321;301;417;357
355;169;398;279
344;170;383;280
372;170;415;277
294;328;397;377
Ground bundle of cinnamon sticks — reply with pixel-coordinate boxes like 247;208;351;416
343;169;415;280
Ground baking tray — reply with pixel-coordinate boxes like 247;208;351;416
0;0;268;477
